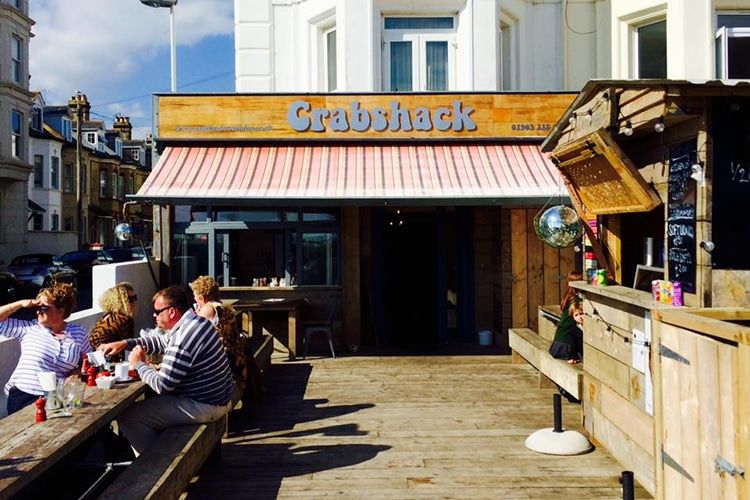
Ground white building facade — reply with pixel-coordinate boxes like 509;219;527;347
611;0;750;80
235;0;611;93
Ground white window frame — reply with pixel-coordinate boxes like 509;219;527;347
50;156;60;189
11;35;22;84
498;11;519;91
632;18;667;79
33;154;43;188
100;170;108;198
323;26;337;92
715;12;750;79
86;132;96;145
382;17;456;92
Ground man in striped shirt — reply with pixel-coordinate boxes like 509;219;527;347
99;285;234;455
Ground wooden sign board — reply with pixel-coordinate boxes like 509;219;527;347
155;93;575;141
550;129;662;215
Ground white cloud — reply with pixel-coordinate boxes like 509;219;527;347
30;0;233;114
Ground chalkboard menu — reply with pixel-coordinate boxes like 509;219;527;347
667;140;696;293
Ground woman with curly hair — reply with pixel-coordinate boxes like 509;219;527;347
88;282;137;359
0;282;91;415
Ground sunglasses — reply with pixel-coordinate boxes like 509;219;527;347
36;305;52;313
153;305;173;317
128;294;138;303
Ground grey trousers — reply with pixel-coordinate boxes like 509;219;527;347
117;394;229;456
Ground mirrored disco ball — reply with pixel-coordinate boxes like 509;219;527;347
534;205;583;248
114;222;133;242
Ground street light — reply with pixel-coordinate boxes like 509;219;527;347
140;0;178;92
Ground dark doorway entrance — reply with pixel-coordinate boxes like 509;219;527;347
382;209;438;347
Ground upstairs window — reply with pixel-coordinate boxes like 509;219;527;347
64;163;74;192
11;35;22;84
118;174;125;199
716;14;750;79
86;132;96;144
635;20;667;78
50;157;60;189
324;27;337;91
31;107;42;132
99;170;108;198
11;110;22;158
383;16;455;91
33;154;43;188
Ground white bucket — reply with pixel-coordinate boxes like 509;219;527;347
478;330;493;346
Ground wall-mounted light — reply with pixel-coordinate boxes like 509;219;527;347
654;118;665;133
623;121;633;136
700;240;715;253
690;162;705;186
569;113;577;126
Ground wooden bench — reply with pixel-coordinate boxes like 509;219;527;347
98;332;275;499
508;327;583;400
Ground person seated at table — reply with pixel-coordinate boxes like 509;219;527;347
549;271;584;364
88;282;137;361
98;285;234;455
0;283;91;415
189;276;248;399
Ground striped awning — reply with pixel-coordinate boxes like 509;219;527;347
132;143;564;205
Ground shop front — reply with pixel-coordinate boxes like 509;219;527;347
134;92;576;354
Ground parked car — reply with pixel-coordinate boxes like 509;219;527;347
7;254;77;294
0;269;17;305
60;249;114;276
106;246;148;263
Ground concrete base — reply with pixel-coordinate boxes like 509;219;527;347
525;427;593;455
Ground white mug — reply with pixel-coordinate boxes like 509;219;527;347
114;362;130;381
38;371;57;391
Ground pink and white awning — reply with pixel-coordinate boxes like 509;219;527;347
133;143;563;204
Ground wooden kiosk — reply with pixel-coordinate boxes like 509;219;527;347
542;80;750;499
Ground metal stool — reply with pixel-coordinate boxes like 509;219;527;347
302;304;336;359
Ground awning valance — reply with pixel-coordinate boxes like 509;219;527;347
132;143;565;205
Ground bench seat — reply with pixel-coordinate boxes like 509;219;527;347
508;327;583;400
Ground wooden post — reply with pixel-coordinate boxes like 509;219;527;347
342;207;361;350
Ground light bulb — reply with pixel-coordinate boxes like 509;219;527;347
569;114;577;125
654;120;665;133
623;122;633;136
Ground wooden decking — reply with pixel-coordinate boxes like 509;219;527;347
183;354;651;499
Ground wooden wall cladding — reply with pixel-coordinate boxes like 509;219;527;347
509;208;576;331
551;129;662;215
156;93;575;141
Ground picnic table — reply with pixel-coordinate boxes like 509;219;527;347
233;298;308;360
0;380;146;498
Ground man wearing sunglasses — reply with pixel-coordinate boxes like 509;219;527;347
0;283;91;415
98;285;234;455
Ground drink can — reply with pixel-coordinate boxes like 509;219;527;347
595;269;608;286
672;281;683;306
651;279;661;302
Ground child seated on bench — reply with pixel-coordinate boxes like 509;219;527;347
549;301;584;364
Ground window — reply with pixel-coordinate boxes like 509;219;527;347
324;28;337;91
635;20;667;78
64;217;73;232
64;163;74;192
31;107;42;132
111;171;117;199
62;117;72;142
128;174;135;194
86;132;96;144
716;14;750;79
100;170;108;198
11;35;22;84
118;174;125;199
499;17;517;90
33;155;43;188
383;17;455;91
32;213;43;231
11;110;22;158
50;157;59;189
51;213;59;231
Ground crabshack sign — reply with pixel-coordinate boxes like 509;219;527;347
155;93;575;141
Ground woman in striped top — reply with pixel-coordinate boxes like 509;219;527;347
0;283;91;415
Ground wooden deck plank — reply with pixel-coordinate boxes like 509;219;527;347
182;355;652;499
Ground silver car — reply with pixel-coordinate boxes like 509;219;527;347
8;253;78;292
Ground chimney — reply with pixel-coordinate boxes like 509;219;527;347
68;93;90;125
113;115;132;141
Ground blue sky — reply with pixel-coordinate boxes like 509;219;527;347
30;0;235;139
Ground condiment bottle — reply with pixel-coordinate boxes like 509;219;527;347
87;366;97;387
81;354;91;382
35;397;47;423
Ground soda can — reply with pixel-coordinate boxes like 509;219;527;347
595;269;608;286
672;281;683;306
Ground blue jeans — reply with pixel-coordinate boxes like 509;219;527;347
7;387;39;415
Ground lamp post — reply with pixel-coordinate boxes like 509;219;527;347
139;0;178;92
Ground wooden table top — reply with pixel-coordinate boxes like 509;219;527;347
0;380;146;498
232;298;309;312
